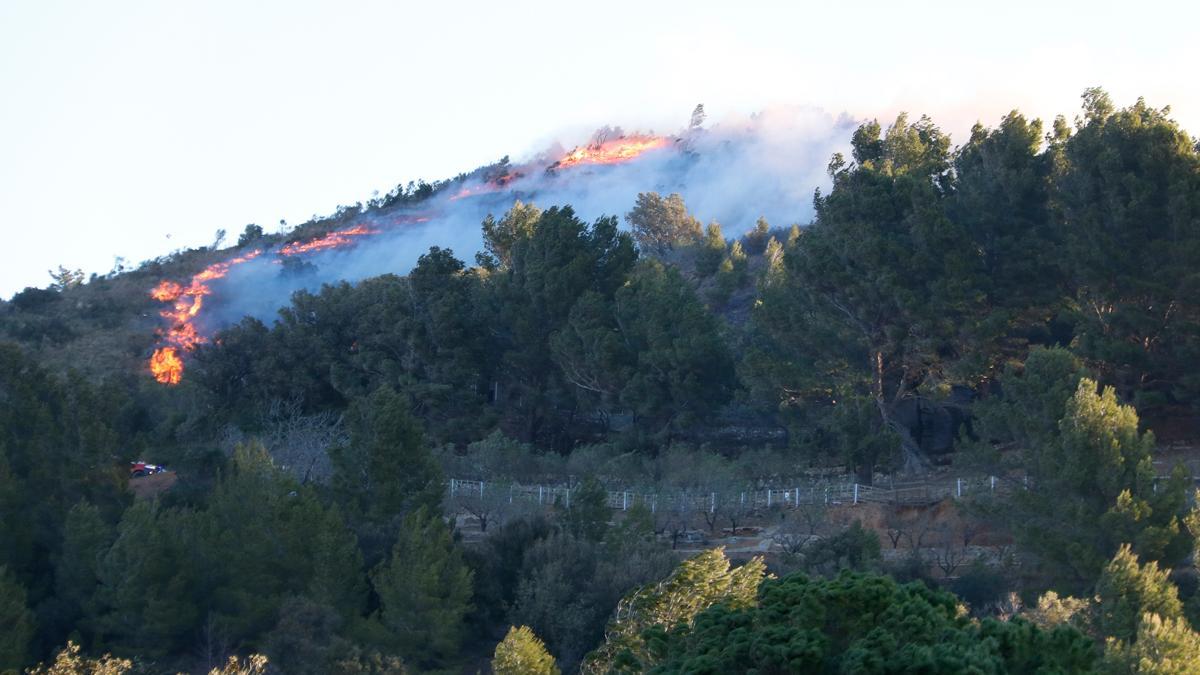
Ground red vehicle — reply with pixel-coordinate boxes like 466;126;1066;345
129;461;166;478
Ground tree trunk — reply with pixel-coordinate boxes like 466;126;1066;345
871;350;931;475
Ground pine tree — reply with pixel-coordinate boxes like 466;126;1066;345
51;500;114;642
1103;613;1200;674
1096;544;1183;643
760;236;784;288
695;221;725;276
492;626;560;675
371;508;473;668
581;548;765;673
0;565;34;672
562;477;609;542
333;387;443;526
743;216;771;254
625;193;702;254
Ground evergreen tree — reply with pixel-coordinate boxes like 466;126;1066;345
371;508;473;668
47;501;114;645
757;114;981;471
1096;545;1184;643
0;565;34;673
492;626;560;675
332;387;443;529
633;571;1097;674
742;216;771;254
488;206;637;449
694;222;725;277
562;477;609;542
759;236;784;288
1056;89;1200;410
1103;613;1200;674
948;111;1064;376
975;360;1193;586
581;548;765;673
479;200;542;270
625;193;702;254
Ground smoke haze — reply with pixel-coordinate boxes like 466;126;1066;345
196;106;857;331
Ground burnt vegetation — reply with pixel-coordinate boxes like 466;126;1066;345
3;89;1200;673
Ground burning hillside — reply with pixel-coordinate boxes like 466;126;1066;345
146;110;854;384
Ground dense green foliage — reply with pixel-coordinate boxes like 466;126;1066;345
633;570;1098;674
492;625;559;675
3;89;1200;672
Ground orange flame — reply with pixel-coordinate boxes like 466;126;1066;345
150;347;184;385
449;172;523;201
279;225;379;256
148;249;262;384
150;281;183;302
553;135;669;170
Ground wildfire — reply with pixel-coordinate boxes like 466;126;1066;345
150;347;184;385
146;219;414;384
552;135;669;170
147;249;262;384
150;280;183;302
278;225;379;256
449;172;523;202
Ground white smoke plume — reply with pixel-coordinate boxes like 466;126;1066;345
198;105;858;330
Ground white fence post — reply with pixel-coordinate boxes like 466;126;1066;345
539;486;543;505
956;478;962;498
623;491;628;510
853;483;859;505
767;490;772;507
990;476;996;491
480;480;484;498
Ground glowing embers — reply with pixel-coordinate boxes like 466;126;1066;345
278;224;380;256
149;347;184;385
551;135;669;170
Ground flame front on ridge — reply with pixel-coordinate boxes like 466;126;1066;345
145;132;675;384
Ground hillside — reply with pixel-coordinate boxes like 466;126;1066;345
4;90;1200;673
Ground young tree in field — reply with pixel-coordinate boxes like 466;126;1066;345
492;626;560;675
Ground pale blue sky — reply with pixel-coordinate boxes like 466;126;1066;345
1;0;1196;297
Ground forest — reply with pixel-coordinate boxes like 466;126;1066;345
2;88;1200;673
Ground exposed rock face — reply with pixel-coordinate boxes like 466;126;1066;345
892;386;975;457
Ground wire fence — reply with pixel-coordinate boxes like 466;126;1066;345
446;475;1021;513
